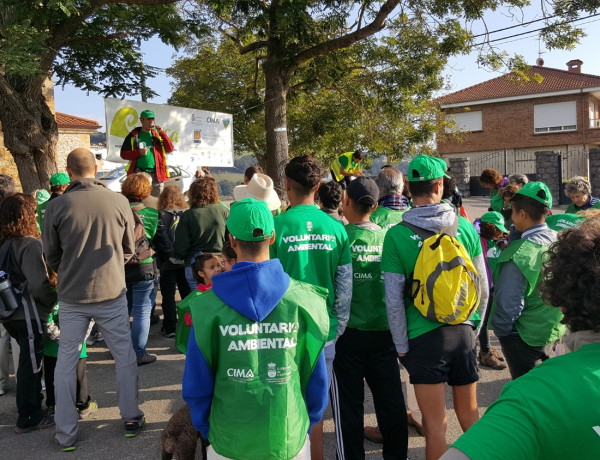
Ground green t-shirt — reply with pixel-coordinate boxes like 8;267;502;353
545;213;585;232
339;155;356;171
370;206;405;230
135;131;155;171
565;199;600;215
489;188;504;213
345;224;389;331
381;214;482;339
485;238;502;274
452;343;600;459
271;204;351;341
44;304;87;359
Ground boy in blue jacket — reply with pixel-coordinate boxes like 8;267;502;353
182;198;329;460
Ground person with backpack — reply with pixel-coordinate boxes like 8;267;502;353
154;186;191;338
490;182;566;380
381;154;489;460
332;177;408;459
0;193;57;433
121;174;160;366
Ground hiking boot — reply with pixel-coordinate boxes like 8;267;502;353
124;415;146;438
78;401;99;419
478;349;507;370
364;425;384;443
136;353;157;366
15;412;55;434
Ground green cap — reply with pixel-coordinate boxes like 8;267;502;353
515;181;552;208
35;189;50;204
49;172;70;186
407;154;450;182
140;109;155;119
227;198;274;242
481;211;508;233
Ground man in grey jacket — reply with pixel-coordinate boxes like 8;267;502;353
43;149;145;451
381;154;489;460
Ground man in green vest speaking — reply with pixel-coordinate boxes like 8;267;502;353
330;150;365;189
182;197;330;460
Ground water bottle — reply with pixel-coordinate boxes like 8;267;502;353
0;271;19;312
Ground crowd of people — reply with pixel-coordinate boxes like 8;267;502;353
0;140;598;459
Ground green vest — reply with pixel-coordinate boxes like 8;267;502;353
545;213;584;232
191;279;329;460
369;206;405;230
484;238;502;274
36;199;49;232
44;304;87;359
330;151;359;182
175;290;204;354
345;224;389;331
492;239;566;346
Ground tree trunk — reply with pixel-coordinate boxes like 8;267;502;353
262;60;290;196
0;75;58;193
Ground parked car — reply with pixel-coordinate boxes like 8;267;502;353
97;165;195;193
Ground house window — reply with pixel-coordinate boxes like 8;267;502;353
534;101;577;133
445;111;482;132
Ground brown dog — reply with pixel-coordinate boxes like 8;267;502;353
161;404;209;460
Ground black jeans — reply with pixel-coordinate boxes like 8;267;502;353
159;267;192;333
44;355;90;410
333;328;408;460
3;319;45;428
498;334;553;380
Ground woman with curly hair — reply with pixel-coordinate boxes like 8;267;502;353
153;186;191;338
121;174;159;365
172;176;229;289
0;193;57;432
479;168;508;213
441;215;600;460
564;176;600;214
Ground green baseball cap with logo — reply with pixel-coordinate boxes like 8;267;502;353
515;181;552;208
49;172;70;186
481;211;508;234
35;189;50;204
227;198;274;242
140;109;155;119
408;154;450;182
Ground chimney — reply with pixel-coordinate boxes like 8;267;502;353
567;59;583;73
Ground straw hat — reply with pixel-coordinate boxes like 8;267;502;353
233;173;281;211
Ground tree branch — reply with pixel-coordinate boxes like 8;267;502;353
220;29;268;54
292;0;401;70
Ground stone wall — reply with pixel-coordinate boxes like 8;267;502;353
56;131;92;171
448;157;470;197
0;133;20;191
534;151;561;206
589;148;600;195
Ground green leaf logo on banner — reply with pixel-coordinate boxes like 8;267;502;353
110;107;139;138
223;119;230;129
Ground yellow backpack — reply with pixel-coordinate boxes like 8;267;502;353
401;217;481;324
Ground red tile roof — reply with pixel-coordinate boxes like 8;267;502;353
56;112;102;130
439;65;600;105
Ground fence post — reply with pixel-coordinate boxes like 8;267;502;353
589;148;600;196
534;151;561;207
449;157;471;198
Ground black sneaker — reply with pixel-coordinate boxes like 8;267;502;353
136;353;157;366
124;415;145;438
150;314;160;325
15;412;55;434
160;328;176;338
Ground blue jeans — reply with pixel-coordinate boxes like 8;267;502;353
127;280;154;357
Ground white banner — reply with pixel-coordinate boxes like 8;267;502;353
104;98;234;168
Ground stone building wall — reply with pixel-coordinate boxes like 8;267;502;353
56;131;93;171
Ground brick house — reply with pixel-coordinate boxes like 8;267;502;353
437;60;600;180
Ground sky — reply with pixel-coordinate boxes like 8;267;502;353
54;6;600;132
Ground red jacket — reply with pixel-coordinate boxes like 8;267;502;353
120;127;174;182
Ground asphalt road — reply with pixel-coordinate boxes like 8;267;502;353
0;197;535;459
